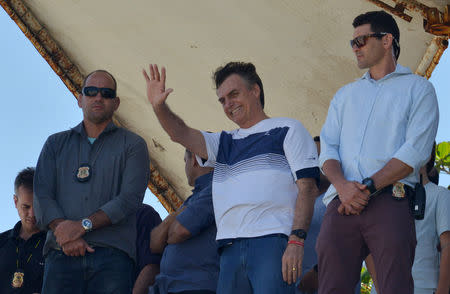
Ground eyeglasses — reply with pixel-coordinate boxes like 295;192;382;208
350;32;388;48
82;86;116;99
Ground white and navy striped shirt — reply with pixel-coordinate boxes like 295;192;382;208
199;117;319;240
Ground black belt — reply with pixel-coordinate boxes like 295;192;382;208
369;182;414;200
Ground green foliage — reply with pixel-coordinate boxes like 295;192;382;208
436;141;450;175
360;267;373;294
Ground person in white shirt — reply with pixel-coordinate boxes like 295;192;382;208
317;10;439;294
143;62;319;294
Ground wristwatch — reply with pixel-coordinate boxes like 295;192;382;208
81;218;93;232
290;229;307;240
362;177;376;194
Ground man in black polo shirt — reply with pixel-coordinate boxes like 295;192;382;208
0;167;46;293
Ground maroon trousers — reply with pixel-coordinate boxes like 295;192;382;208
316;191;416;294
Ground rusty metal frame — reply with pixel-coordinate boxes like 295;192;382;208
0;0;182;212
415;36;449;78
365;0;449;78
366;0;413;22
367;0;450;36
392;1;450;36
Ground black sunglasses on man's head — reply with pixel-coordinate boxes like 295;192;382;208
82;86;116;99
349;32;388;49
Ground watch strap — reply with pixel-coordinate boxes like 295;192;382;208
362;177;376;194
290;229;307;240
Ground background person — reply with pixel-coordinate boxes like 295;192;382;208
150;149;218;294
134;204;162;294
0;167;46;294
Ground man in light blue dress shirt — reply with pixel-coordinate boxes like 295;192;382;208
316;11;439;294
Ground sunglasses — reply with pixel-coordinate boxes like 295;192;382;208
350;32;388;48
82;86;116;99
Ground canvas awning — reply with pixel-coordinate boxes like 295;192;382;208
1;0;448;211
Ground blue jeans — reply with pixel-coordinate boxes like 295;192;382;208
42;247;135;294
217;234;295;294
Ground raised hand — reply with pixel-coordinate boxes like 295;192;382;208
142;64;173;108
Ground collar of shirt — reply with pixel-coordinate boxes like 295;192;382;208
360;63;412;82
10;221;22;239
71;121;118;138
192;172;213;194
9;221;45;242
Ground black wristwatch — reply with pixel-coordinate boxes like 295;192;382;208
290;229;307;240
362;177;376;194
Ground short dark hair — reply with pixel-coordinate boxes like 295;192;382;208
213;62;265;108
426;142;436;174
428;167;439;185
313;136;320;142
353;11;400;60
14;167;35;193
81;70;117;92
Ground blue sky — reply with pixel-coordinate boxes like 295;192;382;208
0;8;448;232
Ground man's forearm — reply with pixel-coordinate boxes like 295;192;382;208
154;103;190;144
322;160;346;190
318;173;331;195
167;220;191;244
291;178;319;238
150;213;177;253
370;158;413;190
436;232;450;294
153;103;207;159
89;210;112;230
49;218;65;231
133;264;160;294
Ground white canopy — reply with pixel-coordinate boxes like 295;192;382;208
1;0;448;210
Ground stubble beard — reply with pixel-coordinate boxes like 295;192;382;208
86;108;114;125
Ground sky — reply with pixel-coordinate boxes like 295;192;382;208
0;8;449;232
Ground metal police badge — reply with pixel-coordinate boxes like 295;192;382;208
392;182;406;200
12;271;24;288
77;164;92;182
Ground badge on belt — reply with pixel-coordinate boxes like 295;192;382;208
11;270;24;288
392;182;406;199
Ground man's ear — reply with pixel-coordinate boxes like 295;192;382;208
13;195;18;208
192;153;200;167
383;34;393;49
114;96;120;110
251;84;260;101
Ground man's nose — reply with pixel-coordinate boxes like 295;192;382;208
225;99;233;109
29;207;35;218
94;92;103;100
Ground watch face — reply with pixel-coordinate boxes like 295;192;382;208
291;229;307;240
362;178;376;193
82;219;92;230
